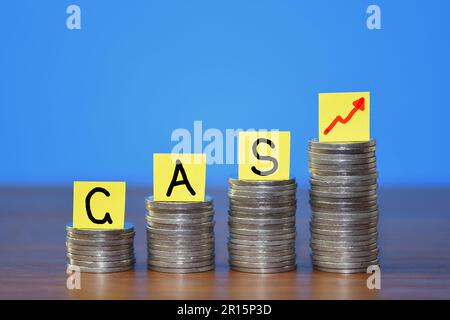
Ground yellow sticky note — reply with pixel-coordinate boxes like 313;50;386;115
73;181;126;230
319;92;370;142
153;153;206;202
238;131;290;180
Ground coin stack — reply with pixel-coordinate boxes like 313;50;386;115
308;139;379;273
227;178;297;273
145;196;215;273
65;223;135;273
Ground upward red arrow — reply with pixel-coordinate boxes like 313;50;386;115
323;97;365;135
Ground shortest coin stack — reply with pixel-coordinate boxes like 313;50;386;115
228;178;297;273
145;196;215;273
66;223;135;273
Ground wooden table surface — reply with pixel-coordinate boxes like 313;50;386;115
0;186;449;300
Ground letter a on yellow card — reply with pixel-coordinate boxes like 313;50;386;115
238;131;290;180
73;181;126;230
319;92;370;142
153;154;206;202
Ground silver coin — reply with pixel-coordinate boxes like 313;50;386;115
309;144;376;155
147;226;214;235
311;232;378;242
148;264;214;273
309;156;376;165
309;139;376;149
309;146;376;155
310;179;378;188
66;222;134;235
309;151;376;160
311;236;377;246
148;258;214;268
311;240;378;250
67;252;134;262
230;232;296;241
67;263;133;273
229;221;295;231
66;242;133;251
67;258;135;268
311;253;378;263
148;242;214;252
229;259;296;269
147;221;215;230
312;248;378;258
230;184;297;192
309;162;377;171
310;172;378;181
67;247;134;257
313;266;368;274
230;226;296;236
66;237;134;246
229;205;296;214
311;202;378;211
310;184;377;193
310;194;377;204
229;238;295;246
146;216;213;225
312;259;378;269
311;226;377;236
311;220;378;230
229;215;295;225
229;189;297;197
147;238;214;247
229;247;295;256
146;206;214;214
311;210;379;219
229;178;296;187
231;265;296;273
230;201;297;209
229;253;296;263
310;189;377;199
229;210;295;219
310;168;378;177
147;232;214;241
228;242;295;252
146;195;214;209
148;253;214;262
147;212;214;220
66;231;135;240
148;248;214;257
311;216;378;224
229;195;297;203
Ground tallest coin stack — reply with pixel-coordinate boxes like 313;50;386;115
308;139;379;273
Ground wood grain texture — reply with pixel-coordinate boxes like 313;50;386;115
0;187;449;299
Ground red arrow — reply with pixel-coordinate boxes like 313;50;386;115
323;97;365;135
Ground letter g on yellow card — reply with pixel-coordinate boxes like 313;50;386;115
319;92;370;142
72;181;126;230
153;153;206;202
238;131;290;180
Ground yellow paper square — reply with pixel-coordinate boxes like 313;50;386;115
319;92;370;142
153;153;206;202
238;131;290;180
73;181;126;230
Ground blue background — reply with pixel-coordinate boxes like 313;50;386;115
1;0;449;187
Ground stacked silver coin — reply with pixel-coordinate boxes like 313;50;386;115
145;196;215;273
65;223;135;273
308;139;379;273
228;178;297;273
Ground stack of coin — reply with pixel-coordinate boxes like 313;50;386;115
145;196;215;273
66;223;135;273
308;139;379;273
227;178;297;273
